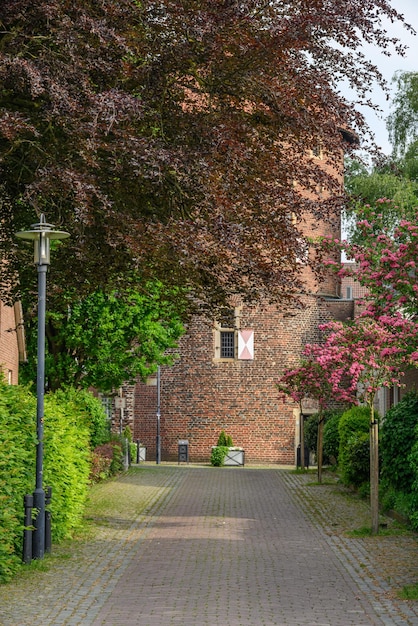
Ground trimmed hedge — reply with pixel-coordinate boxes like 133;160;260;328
0;382;111;582
0;381;36;582
43;393;92;541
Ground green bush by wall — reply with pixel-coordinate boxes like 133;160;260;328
304;410;344;465
0;382;110;582
210;446;229;466
323;411;342;464
0;381;36;582
338;405;371;487
52;387;110;449
43;393;92;541
409;423;418;530
381;392;418;493
380;392;418;530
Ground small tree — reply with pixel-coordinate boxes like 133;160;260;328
278;358;342;483
312;315;418;533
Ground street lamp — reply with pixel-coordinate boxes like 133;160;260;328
156;366;161;464
16;215;69;559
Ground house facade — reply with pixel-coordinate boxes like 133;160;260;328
0;300;25;384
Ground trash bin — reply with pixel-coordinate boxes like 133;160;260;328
178;440;189;464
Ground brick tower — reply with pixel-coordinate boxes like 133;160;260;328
121;133;356;464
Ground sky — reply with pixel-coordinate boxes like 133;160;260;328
350;0;418;155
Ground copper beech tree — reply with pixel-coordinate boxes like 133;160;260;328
0;0;413;312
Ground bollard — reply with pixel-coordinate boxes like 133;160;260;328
45;486;52;554
23;494;33;564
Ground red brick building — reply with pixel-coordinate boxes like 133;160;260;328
0;300;25;385
115;139;358;464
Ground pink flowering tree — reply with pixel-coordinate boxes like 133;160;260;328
278;357;347;483
311;200;418;530
321;200;418;317
312;314;418;534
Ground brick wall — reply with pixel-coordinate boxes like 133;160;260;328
123;139;351;464
0;301;20;384
131;294;347;464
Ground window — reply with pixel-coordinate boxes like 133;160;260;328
214;307;254;361
311;143;323;159
220;330;235;359
219;309;236;359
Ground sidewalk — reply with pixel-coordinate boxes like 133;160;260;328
0;465;417;626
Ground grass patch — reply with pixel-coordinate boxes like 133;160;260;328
306;479;337;486
346;523;409;538
397;583;418;600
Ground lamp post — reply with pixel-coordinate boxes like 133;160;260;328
156;366;161;464
16;215;69;559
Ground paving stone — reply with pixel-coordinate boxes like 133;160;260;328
0;466;416;626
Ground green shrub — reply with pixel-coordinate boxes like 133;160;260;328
43;392;92;541
381;392;418;493
129;442;137;463
338;405;371;487
217;430;233;447
210;446;229;467
304;410;344;464
304;415;318;453
323;411;343;464
52;387;110;449
340;431;370;487
123;426;133;442
408;421;418;530
0;380;36;582
0;382;115;582
109;437;124;474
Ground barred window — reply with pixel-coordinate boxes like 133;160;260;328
220;330;235;359
214;307;238;360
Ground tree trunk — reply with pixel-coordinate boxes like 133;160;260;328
317;412;324;484
300;409;305;470
369;398;379;534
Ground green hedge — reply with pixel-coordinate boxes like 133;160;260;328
380;393;418;530
0;382;110;582
52;387;110;449
323;412;342;464
381;392;418;493
304;410;344;465
0;381;36;582
43;392;92;541
338;405;371;487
